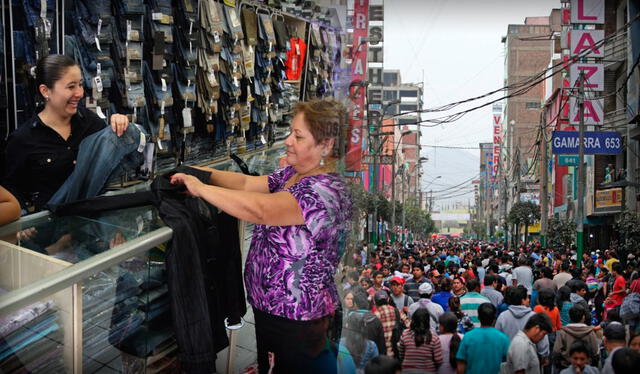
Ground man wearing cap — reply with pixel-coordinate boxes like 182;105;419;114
404;262;432;300
407;282;444;333
389;276;413;316
601;322;627;374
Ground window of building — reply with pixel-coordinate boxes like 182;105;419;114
399;104;418;113
399;90;418;98
384;72;399;86
383;90;398;101
526;102;541;109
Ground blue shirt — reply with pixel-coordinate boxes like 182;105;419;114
432;291;453;312
456;327;510;374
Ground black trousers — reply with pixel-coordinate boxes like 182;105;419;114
252;308;335;374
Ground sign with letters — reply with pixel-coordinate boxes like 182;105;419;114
552;131;622;155
569;63;604;91
569;97;604;125
570;0;605;24
570;30;604;58
345;0;369;171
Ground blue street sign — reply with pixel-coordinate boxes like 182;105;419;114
551;131;622;155
558;155;580;166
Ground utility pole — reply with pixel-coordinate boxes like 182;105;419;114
391;154;396;242
515;137;522;247
401;165;406;245
540;109;549;249
576;71;585;269
503;176;509;249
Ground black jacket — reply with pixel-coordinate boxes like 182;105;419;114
50;166;246;373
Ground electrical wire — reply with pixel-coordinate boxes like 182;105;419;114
381;15;640;130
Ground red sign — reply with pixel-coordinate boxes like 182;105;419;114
345;0;369;171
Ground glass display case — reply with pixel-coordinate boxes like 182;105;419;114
0;146;284;373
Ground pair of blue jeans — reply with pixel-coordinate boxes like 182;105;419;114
47;123;145;205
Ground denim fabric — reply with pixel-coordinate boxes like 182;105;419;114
47;124;145;205
64;35;93;90
0;320;59;361
112;0;145;15
126;83;146;108
22;0;56;28
172;63;196;102
13;30;36;65
143;61;173;108
0;297;55;337
78;0;111;20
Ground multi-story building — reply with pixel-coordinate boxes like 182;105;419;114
478;143;494;237
499;14;556;241
381;69;424;201
532;1;640;250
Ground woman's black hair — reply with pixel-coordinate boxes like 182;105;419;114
410;308;431;347
343;312;366;366
537;288;556;309
34;54;79;105
439;312;460;368
556;286;571;310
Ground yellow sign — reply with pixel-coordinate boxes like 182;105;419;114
519;221;541;234
595;188;623;209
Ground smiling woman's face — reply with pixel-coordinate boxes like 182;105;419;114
40;66;84;118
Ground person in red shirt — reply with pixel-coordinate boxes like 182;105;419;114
606;263;627;308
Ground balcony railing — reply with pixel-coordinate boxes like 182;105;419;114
603;108;628;130
604;31;627;70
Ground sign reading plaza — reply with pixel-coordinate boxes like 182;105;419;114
552;131;622;155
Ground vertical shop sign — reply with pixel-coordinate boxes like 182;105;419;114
346;0;370;171
492;112;502;179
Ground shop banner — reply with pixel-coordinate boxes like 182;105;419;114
345;0;370;171
551;131;622;154
595;188;624;212
492;112;502;179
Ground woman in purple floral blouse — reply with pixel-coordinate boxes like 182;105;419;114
171;98;353;373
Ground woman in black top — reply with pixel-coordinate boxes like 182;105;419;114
3;55;130;212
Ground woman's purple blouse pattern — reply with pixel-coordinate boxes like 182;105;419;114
244;166;352;321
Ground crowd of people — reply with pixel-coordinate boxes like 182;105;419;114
332;239;640;374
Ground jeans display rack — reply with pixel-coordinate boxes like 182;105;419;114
0;144;285;374
1;0;345;181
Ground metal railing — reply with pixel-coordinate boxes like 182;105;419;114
0;227;173;316
605;31;627;68
603;108;628;130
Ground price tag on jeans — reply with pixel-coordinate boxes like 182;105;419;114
182;107;193;128
127;21;132;41
40;0;47;18
137;132;146;153
161;78;167;92
160;100;166;115
94;76;103;92
95;37;102;52
97;19;102;36
96;106;107;119
96;63;101;76
213;30;221;43
188;20;193;36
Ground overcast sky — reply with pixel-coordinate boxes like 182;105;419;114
383;0;559;209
